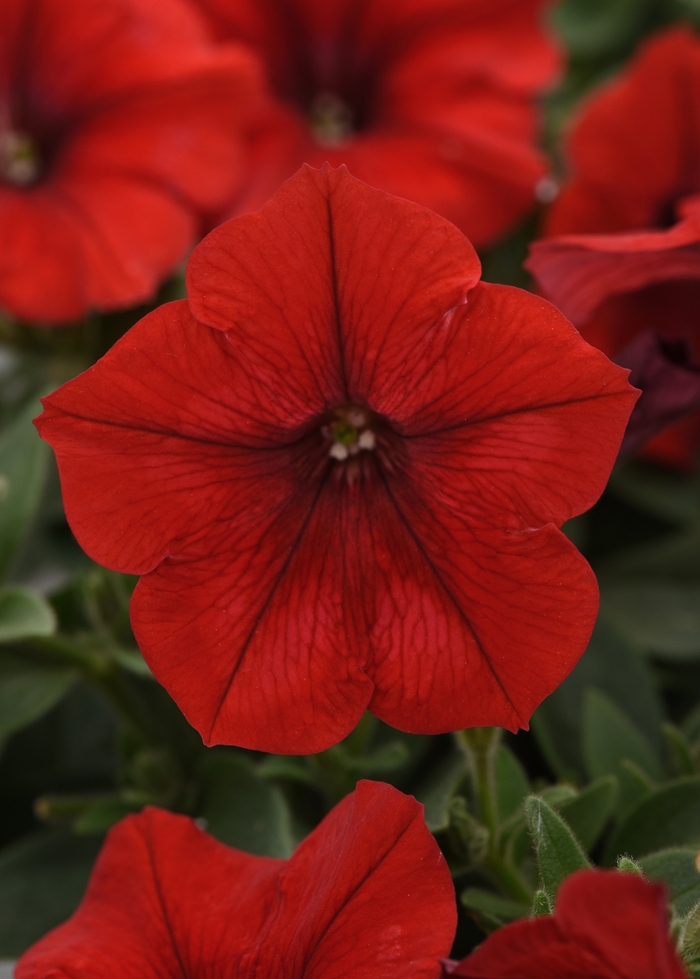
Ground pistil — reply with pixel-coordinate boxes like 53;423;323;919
0;130;40;186
324;407;377;461
309;92;354;147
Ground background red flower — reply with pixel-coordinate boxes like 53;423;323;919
189;0;561;247
0;0;258;325
450;869;687;979
16;781;456;979
527;27;700;467
36;166;637;753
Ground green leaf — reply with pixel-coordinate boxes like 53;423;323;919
618;759;655;819
608;777;700;861
601;580;700;658
495;745;530;822
525;796;590;897
609;464;700;526
0;398;50;581
108;646;152;677
415;750;468;833
0;650;76;741
198;753;294;857
582;689;661;782
532;620;663;780
0;829;101;956
0;586;56;642
551;0;655;59
640;848;700;917
461;888;529;923
557;776;618;851
664;724;697;777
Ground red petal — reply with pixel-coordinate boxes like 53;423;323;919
527;216;700;326
16;807;281;979
546;27;700;236
26;0;232;109
454;870;686;979
194;0;558;244
0;187;86;323
37;300;317;574
188;165;481;402
361;283;637;526
265;781;456;979
17;783;455;979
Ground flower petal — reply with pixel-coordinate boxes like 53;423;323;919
527;217;700;326
266;781;456;979
16;783;455;979
454;870;687;979
187;165;481;406
36;300;315;573
365;483;599;732
16;807;281;979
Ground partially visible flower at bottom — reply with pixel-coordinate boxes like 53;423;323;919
16;780;456;979
447;869;687;979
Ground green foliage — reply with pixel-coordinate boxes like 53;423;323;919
582;689;661;782
608;777;700;859
461;888;530;931
0;650;76;741
0;830;102;956
556;776;618;850
641;848;700;916
198;753;294;858
525;797;591;899
532;620;664;780
0;586;56;643
551;0;658;60
0;397;50;580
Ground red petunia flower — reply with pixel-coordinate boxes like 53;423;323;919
0;0;258;325
448;869;688;979
36;165;637;753
189;0;561;247
16;781;456;979
526;28;700;467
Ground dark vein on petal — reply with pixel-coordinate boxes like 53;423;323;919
144;820;189;979
376;467;523;723
400;389;630;439
44;405;310;452
207;467;333;739
299;814;417;975
326;190;349;401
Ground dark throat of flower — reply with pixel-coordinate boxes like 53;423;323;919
296;404;404;486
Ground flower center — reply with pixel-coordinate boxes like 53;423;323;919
0;130;40;186
323;407;376;461
309;91;354;147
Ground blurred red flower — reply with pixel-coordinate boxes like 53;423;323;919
190;0;561;247
36;166;636;753
0;0;258;325
17;781;456;979
527;28;700;467
447;869;687;979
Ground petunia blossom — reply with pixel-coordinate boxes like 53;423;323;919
189;0;561;247
447;869;688;979
36;165;637;753
0;0;258;325
16;780;456;979
526;28;700;467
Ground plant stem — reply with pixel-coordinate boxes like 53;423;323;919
456;727;533;904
